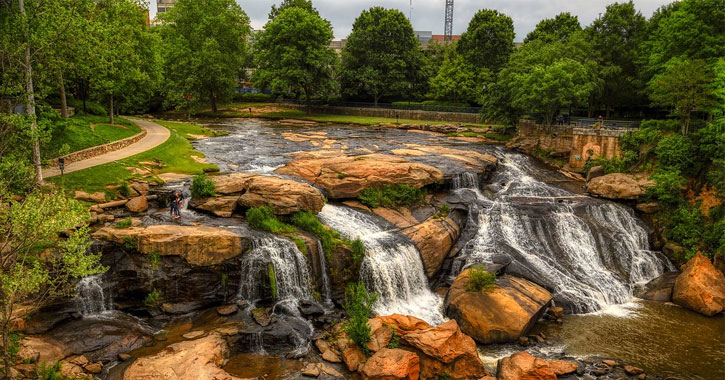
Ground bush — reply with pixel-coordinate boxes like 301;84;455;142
647;170;686;207
232;92;274;102
35;362;64;380
358;184;426;208
114;217;133;229
434;204;451;218
122;236;138;251
655;135;695;173
465;266;496;292
665;204;705;258
386;328;400;349
246;206;296;234
702;205;725;258
351;238;366;266
67;98;107;116
290;210;342;260
191;174;216;198
343;282;377;355
144;288;162;307
146;251;161;269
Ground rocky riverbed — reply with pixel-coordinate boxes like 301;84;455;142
11;118;724;380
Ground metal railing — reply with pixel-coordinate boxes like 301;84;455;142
277;99;481;114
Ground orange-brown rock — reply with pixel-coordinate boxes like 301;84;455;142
198;173;325;215
123;334;243;380
496;352;556;380
445;271;552;344
586;173;655;200
402;145;498;173
17;336;66;364
376;314;431;335
402;217;460;279
368;318;394;352
672;253;725;316
546;359;578;375
360;348;420;380
93;225;247;266
193;196;238;218
275;154;444;199
125;196;148;213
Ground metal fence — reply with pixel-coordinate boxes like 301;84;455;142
277;99;481;114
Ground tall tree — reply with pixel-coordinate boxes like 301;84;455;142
648;58;717;135
524;12;581;44
457;9;514;73
254;7;337;113
587;1;647;116
340;7;422;105
268;0;317;19
429;54;488;105
160;0;250;113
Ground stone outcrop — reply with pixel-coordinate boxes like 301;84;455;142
93;225;247;266
364;315;487;380
402;216;460;279
638;271;679;302
123;334;243;380
444;271;552;344
400;145;498;174
192;173;325;216
275;154;444;199
672;253;725;316
586;173;655;200
497;352;577;380
360;348;420;380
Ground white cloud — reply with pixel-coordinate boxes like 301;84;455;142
150;0;672;40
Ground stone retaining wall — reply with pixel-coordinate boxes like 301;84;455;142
568;128;637;170
47;129;147;167
283;104;480;124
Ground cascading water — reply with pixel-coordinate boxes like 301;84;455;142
450;151;673;313
316;241;333;306
76;274;111;316
452;172;480;190
238;235;313;307
318;204;446;325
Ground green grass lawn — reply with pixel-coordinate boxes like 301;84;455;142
42;115;141;160
49;119;218;193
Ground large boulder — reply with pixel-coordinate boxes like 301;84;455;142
444;271;552;344
672;253;725;316
496;352;556;380
402;217;460;279
586;173;655;200
123;334;243;380
367;315;486;380
275;154;444;199
93;225;247;266
360;348;420;380
194;173;325;215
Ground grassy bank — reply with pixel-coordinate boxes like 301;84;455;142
49;119;219;193
43;115;142;160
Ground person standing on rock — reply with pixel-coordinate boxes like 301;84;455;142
170;190;184;219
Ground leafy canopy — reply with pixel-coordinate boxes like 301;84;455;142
524;12;581;44
457;9;514;73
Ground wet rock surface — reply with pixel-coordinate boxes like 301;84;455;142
672;253;725;316
586;173;654;200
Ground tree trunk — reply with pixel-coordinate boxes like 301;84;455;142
605;104;611;118
210;90;218;113
109;94;114;125
373;94;380;106
59;70;68;119
19;0;43;186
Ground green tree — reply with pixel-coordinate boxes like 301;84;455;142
342;282;377;354
340;7;423;105
160;0;250;112
648;58;717;135
524;12;581;44
457;9;514;73
268;0;318;19
254;7;337;113
429;54;489;105
586;1;648;116
0;191;104;377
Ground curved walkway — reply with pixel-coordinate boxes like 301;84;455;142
43;118;170;178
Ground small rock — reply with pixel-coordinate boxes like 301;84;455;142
252;308;271;327
322;349;342;363
68;355;89;366
125;196;148;213
84;362;102;374
548;306;564;318
638;375;646;380
182;331;205;340
15;364;35;377
602;359;617;367
301;363;321;377
518;336;530;346
216;305;238;316
624;365;644;375
119;353;131;361
319;363;344;378
545;340;553;345
592;367;610;376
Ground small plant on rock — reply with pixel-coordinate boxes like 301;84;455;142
246;206;296;234
343;282;377;355
114;217;133;229
144;288;162;308
386;327;400;349
466;265;496;292
268;263;278;300
191;174;216;198
351;238;366;266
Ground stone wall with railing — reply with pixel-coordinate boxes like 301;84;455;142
282;103;480;124
47;129;147;167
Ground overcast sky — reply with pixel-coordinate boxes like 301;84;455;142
149;0;672;40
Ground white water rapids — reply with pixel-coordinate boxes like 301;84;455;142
318;204;447;325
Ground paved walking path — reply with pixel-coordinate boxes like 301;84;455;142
43;118;170;178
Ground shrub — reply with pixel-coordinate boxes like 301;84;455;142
290;236;308;255
191;174;216;198
343;282;377;355
119;182;132;198
434;204;451;218
351;238;366;266
144;288;162;307
67;98;107;116
466;266;496;292
146;251;161;269
358;184;426;208
647;170;686;207
290;210;342;260
702;204;725;258
122;236;138;251
246;206;296;234
386;328;400;349
665;204;705;259
35;362;64;380
655;135;695;173
114;217;133;229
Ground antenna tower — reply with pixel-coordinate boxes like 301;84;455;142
444;0;454;41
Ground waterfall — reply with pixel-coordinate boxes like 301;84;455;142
452;172;479;190
76;275;110;316
238;235;313;307
318;204;446;325
316;240;333;306
452;152;673;314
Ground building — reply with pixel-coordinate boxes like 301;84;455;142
156;0;177;14
328;31;460;53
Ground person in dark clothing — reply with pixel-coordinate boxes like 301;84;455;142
170;190;184;219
